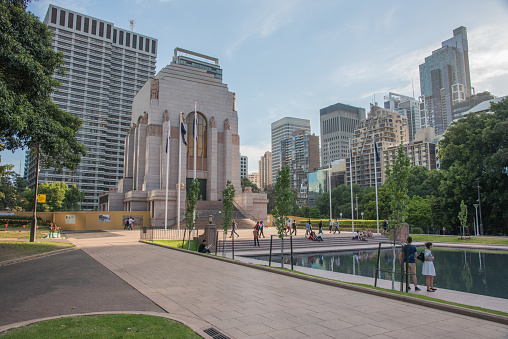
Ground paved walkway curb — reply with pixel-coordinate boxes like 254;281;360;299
0;311;208;337
141;240;508;325
0;246;77;267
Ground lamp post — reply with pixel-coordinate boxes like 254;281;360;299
361;212;364;220
475;178;484;235
340;212;342;219
473;203;479;236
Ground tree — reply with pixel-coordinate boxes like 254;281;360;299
385;144;410;235
438;98;508;234
458;200;468;238
272;166;294;267
240;177;259;193
184;178;199;249
0;1;86;170
0;166;26;211
406;195;431;232
407;166;431;198
63;185;84;211
221;180;235;255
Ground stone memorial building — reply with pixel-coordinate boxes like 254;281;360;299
100;48;267;226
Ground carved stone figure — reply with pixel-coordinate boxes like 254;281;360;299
233;92;236;111
147;124;162;136
151;79;159;99
138;111;148;125
163;110;170;122
224;118;231;130
209;116;216;128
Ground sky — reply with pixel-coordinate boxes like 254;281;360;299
2;0;508;175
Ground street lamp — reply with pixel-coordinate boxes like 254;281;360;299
340;212;342;219
361;212;364;220
473;204;479;236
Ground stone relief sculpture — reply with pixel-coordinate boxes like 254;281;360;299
163;110;170;122
209;116;216;128
233;92;236;111
138;111;148;125
224;118;231;130
147;124;162;136
151;79;159;99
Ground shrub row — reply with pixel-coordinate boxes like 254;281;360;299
0;217;53;228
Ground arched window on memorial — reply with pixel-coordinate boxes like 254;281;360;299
186;112;207;171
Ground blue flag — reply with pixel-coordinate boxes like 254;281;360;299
374;139;380;162
193;112;198;141
180;120;187;146
165;128;170;153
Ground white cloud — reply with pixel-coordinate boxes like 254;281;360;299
29;0;92;16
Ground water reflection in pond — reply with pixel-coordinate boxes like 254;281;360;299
253;248;508;299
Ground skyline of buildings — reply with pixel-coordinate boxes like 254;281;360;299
24;4;157;210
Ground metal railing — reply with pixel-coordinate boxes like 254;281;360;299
140;226;201;241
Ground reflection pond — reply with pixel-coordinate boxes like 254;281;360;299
252;247;508;299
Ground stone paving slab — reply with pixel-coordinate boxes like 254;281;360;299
67;231;508;338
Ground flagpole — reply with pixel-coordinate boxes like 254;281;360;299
193;102;197;231
327;142;332;221
177;112;183;238
349;138;354;233
373;135;379;234
164;119;170;235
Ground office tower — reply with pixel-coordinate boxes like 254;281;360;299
320;103;366;166
419;26;471;135
240;155;248;179
24;5;157;210
348;105;409;187
271;117;310;185
451;91;496;120
248;173;260;186
384;93;422;142
258;151;272;190
280;130;320;192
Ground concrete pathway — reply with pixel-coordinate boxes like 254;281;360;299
64;230;508;338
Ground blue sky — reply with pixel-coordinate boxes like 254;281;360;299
3;0;508;174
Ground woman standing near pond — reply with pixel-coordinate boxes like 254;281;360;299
423;242;437;292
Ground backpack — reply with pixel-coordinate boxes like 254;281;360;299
417;252;425;262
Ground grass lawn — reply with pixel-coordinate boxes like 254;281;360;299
152;240;198;251
0;314;201;338
0;228;49;239
410;234;508;245
0;241;74;262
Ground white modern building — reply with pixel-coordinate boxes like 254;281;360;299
271;117;311;185
24;5;157;210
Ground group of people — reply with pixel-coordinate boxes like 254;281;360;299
252;220;266;246
399;236;437;292
123;217;134;230
351;229;373;241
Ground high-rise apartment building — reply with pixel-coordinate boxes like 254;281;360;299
419;26;471;135
240;155;248;179
248;173;260;186
320;103;365;166
384;93;423;142
348;106;409;187
24;5;157;210
258;151;272;190
271;117;310;185
280;130;320;192
383;141;437;173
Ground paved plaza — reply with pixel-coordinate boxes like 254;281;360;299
1;230;507;338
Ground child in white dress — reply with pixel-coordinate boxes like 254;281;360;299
422;242;436;292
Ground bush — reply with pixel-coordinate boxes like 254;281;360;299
411;227;423;234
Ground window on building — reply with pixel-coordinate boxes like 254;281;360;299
151;40;156;54
186;112;207;171
91;20;97;35
99;22;104;37
51;7;57;24
126;32;130;47
106;24;111;39
112;29;117;43
76;15;81;31
59;10;66;26
119;31;124;45
132;34;137;49
67;13;73;28
145;38;150;52
84;17;89;33
138;37;143;50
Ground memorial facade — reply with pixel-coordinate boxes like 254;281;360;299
101;48;267;226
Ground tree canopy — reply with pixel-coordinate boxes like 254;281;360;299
0;0;86;170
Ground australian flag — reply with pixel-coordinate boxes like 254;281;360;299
165;127;170;153
180;118;187;146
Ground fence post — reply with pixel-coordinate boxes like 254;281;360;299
214;230;219;256
232;229;235;260
290;235;294;270
374;242;381;287
269;235;273;267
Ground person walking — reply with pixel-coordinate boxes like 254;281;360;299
128;217;134;230
382;219;388;235
253;225;260;247
334;219;340;234
423;242;437;292
329;219;333;233
291;220;297;236
229;219;239;238
318;220;323;234
259;221;265;238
